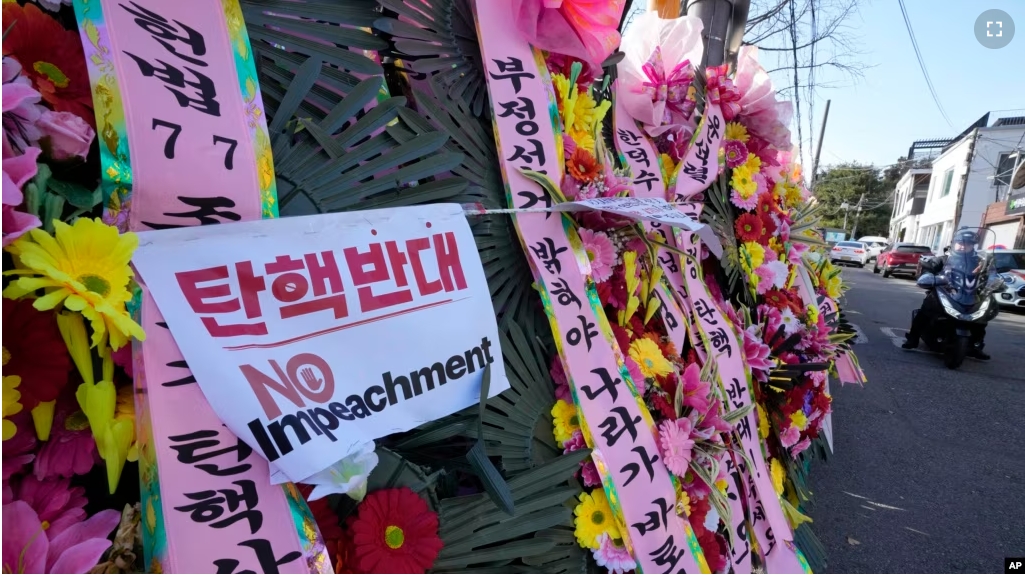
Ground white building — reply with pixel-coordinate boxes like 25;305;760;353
888;168;930;242
915;115;1025;251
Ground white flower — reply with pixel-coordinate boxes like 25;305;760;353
303;441;379;502
763;259;790;289
779;308;800;335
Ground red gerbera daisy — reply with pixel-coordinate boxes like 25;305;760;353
735;213;764;242
567;148;601;182
349;488;443;574
756;191;778;218
2;3;94;125
763;288;792;311
3;299;72;410
757;213;777;244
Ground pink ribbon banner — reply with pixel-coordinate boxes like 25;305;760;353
674;102;724;202
474;0;708;572
73;0;325;571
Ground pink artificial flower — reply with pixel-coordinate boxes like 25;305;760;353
753;264;775;295
723;140;747;169
2;145;42;246
580;459;601;487
697;398;731;436
578;228;616;283
36;111;94;161
743;325;774;374
511;0;625;68
33;394;99;480
759;304;783;339
562;133;577;159
790;437;811;456
2;501;119;574
657;418;694;476
752;171;768;196
730;187;758;211
679;363;710;414
562;430;586;453
625;357;645;394
593;533;636;573
763;260;789;290
2;58;45;156
787;241;809;266
600;167;631;197
779;424;800;448
111;345;134;378
14;476;87;539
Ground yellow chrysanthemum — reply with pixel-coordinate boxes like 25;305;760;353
551;399;580;444
825;274;843;300
574;488;620;549
770;459;786;496
806;305;819;326
628;338;673;379
724;122;749;143
551;73;609;152
742;152;762;174
782;181;803;207
791;410;808;431
757;403;770;440
740;242;766;274
3;375;24;441
3;218;145;351
730;165;757;199
677;487;693;516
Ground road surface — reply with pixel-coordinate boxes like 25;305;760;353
809;265;1025;573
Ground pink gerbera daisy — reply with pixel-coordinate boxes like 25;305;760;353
593;533;636;573
730;188;758;211
578;228;616;283
723;140;748;169
657;418;695;476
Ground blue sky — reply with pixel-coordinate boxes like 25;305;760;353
769;0;1025;172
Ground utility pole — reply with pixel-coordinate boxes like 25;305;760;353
849;192;866;239
683;0;751;68
811;100;831;188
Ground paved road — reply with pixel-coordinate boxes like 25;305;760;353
808;265;1025;573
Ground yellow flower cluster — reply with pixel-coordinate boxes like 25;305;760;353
3;374;23;441
770;459;786;496
628;338;673;379
552;73;610;152
806;304;819;326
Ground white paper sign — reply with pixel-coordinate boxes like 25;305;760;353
133;204;508;483
553;197;723;257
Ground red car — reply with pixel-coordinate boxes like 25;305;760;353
873;243;933;278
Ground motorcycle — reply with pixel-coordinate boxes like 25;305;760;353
913;228;1004;369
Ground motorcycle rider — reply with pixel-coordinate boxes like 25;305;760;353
901;229;990;359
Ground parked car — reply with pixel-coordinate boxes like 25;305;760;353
874;243;933;277
857;235;888;262
990;249;1025;309
830;241;869;267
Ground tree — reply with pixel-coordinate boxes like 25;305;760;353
811;163;892;237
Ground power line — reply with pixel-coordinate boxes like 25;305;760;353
896;0;953;128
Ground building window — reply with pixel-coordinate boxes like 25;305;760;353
940;168;954;197
995;152;1016;202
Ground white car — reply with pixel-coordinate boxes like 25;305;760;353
830;241;869;268
990;249;1025;309
857;236;888;262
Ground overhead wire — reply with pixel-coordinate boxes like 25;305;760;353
896;0;954;128
789;0;805;167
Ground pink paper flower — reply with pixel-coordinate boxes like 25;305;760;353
790;437;811;456
723;139;748;169
512;0;625;68
779;424;800;448
754;264;775;295
580;459;601;487
578;228;616;283
14;476;87;539
657;418;694;476
37;111;94;161
593;532;636;573
33;394;98;480
2;145;42;246
2;501;119;574
562;430;586;453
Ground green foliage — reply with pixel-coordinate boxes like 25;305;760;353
812;163;893;238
